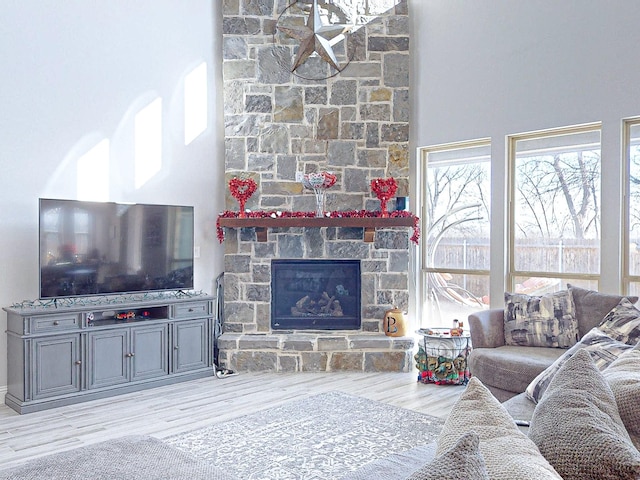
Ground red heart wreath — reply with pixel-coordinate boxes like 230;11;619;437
371;177;397;216
229;177;257;217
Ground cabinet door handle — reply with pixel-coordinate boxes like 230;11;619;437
174;345;179;350
75;360;82;365
126;353;135;358
53;321;59;326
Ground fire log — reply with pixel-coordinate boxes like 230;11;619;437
291;292;344;316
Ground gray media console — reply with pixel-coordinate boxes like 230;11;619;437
4;294;215;414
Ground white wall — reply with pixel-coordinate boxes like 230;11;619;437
0;1;225;388
410;0;640;304
3;0;638;389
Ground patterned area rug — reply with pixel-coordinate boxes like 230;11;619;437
0;436;234;480
165;391;444;480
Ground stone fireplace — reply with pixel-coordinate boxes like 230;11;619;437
218;224;415;372
217;0;413;372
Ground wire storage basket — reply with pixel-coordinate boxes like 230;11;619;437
415;328;471;385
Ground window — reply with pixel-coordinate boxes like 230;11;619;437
624;119;640;295
420;140;491;326
508;124;601;292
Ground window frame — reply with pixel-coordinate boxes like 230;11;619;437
506;122;602;292
623;117;640;294
417;138;492;325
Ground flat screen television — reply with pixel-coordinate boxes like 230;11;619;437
39;198;194;299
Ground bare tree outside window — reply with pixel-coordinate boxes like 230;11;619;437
422;142;491;326
511;126;601;291
427;163;490;269
515;152;599;241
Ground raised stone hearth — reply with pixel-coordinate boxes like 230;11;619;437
218;332;414;372
219;0;412;372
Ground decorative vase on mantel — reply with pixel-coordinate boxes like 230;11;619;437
371;177;398;217
301;171;337;217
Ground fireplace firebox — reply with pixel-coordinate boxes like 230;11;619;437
271;259;361;330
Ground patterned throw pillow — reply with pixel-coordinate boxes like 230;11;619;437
529;349;640;479
599;297;640;345
567;284;639;336
406;432;489;480
525;327;635;403
504;290;579;348
603;342;640;449
437;377;562;479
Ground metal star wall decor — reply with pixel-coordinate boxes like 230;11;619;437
276;0;353;78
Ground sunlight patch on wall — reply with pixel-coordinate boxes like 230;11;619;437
77;139;109;201
184;61;208;145
134;97;163;189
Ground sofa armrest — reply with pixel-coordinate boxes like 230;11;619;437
468;308;505;348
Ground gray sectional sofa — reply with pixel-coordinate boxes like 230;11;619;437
345;286;640;478
467;286;637;406
467;307;565;403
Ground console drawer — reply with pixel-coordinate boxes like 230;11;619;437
172;301;210;319
30;314;82;333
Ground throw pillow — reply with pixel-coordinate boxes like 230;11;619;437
525;327;634;403
436;377;562;479
504;290;579;348
567;284;639;336
406;432;489;480
528;349;640;479
603;342;640;449
599;297;640;344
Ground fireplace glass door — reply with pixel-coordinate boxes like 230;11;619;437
271;259;361;330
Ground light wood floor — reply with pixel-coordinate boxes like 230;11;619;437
0;371;463;469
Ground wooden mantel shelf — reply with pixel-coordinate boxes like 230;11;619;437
217;215;417;242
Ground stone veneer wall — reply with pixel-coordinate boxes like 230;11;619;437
219;0;413;372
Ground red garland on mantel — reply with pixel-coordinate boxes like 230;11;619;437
216;210;420;244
